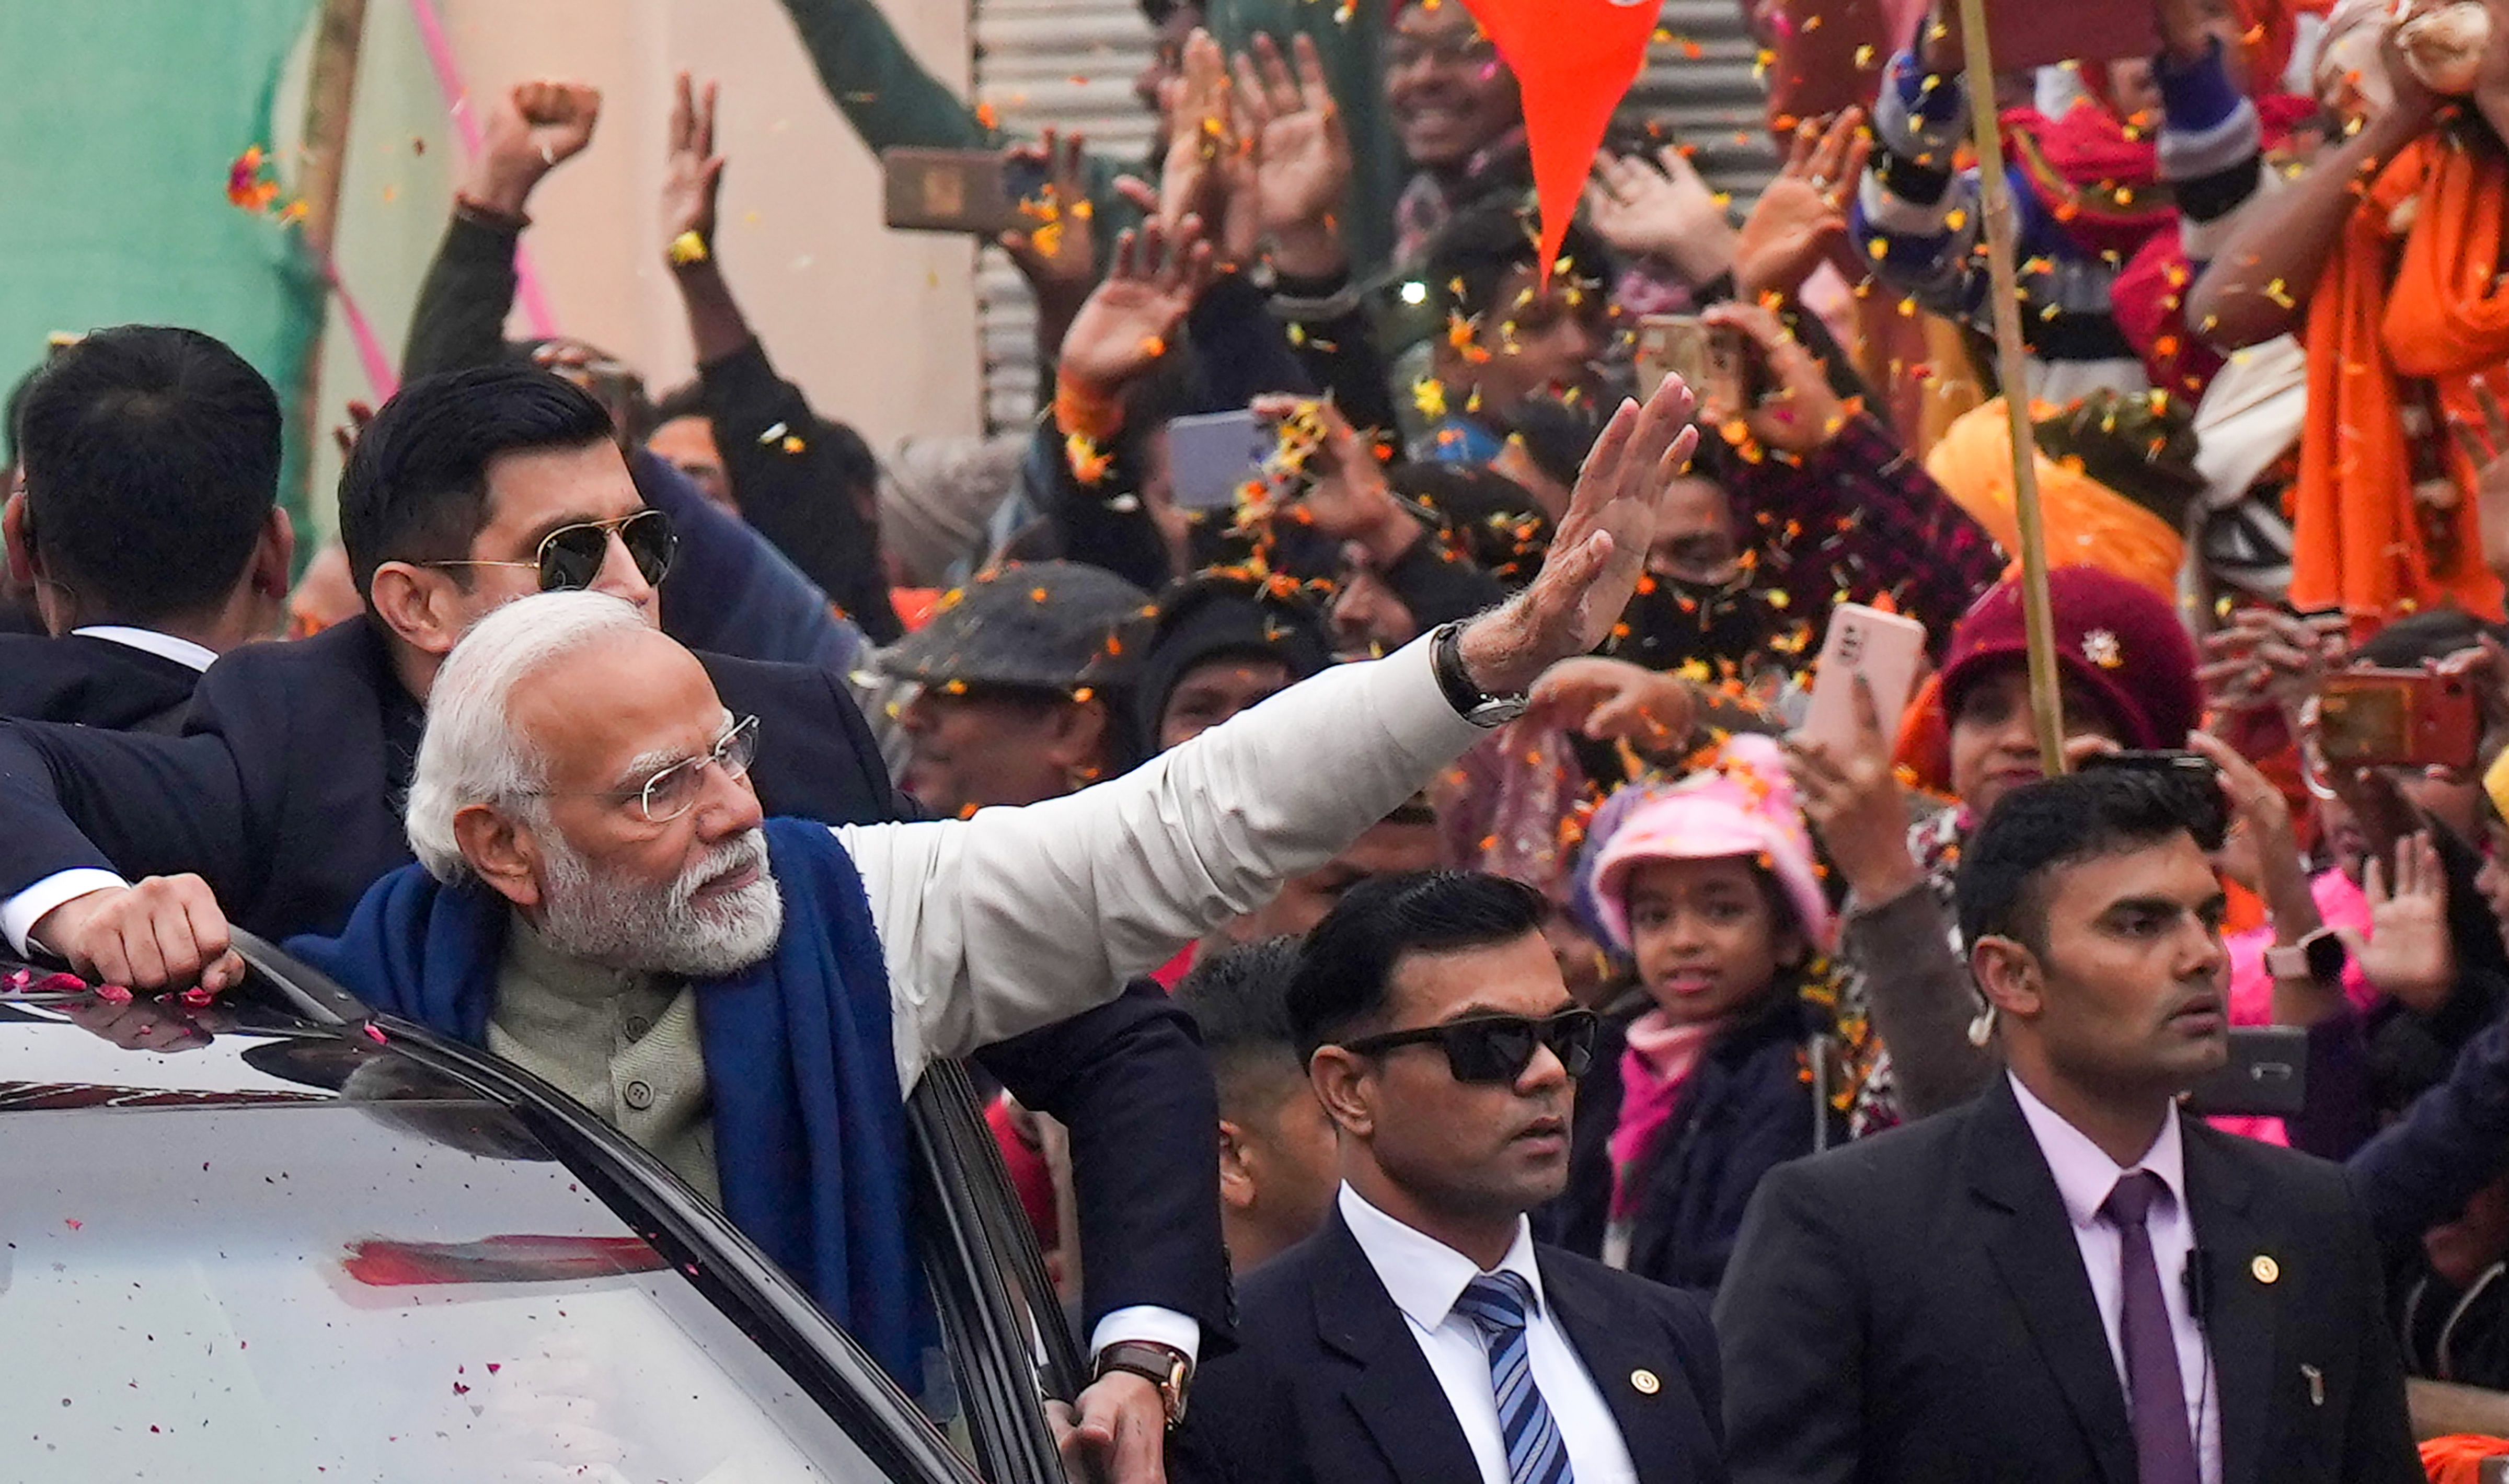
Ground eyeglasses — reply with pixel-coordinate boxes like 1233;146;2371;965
533;714;761;824
1337;1008;1599;1085
429;508;677;593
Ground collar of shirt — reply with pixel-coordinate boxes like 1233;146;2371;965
70;625;218;674
2008;1071;2188;1228
1338;1182;1546;1331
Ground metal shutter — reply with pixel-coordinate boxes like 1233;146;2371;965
968;0;1777;433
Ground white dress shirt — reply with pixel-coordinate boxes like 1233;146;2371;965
1339;1185;1640;1484
2009;1074;2222;1484
70;625;219;674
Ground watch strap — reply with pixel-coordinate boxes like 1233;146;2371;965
1095;1340;1192;1427
1432;622;1529;726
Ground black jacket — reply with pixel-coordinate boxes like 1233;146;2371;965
1713;1077;2422;1484
0;616;1229;1350
0;632;202;733
1170;1207;1727;1484
1546;994;1833;1294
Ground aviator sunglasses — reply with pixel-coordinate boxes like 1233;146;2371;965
1336;1007;1600;1085
428;507;677;593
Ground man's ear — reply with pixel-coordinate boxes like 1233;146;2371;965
1043;697;1111;776
367;561;466;657
2;490;31;584
1971;934;2046;1021
453;803;545;909
252;507;296;601
1307;1047;1376;1140
1217;1118;1259;1213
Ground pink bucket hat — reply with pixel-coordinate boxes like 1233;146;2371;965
1587;735;1835;955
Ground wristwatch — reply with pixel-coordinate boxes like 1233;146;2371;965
1095;1340;1193;1428
2264;926;2348;983
1432;621;1530;727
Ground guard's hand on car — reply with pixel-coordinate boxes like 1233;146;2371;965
1050;1370;1167;1484
30;875;246;995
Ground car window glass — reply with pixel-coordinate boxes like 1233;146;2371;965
0;1097;896;1482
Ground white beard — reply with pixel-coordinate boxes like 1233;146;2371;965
536;826;784;979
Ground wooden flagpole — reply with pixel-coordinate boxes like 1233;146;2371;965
1948;0;2068;774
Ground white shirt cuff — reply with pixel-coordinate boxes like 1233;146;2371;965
1087;1305;1201;1368
3;869;129;958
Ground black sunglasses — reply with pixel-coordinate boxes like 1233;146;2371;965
428;508;677;593
1338;1008;1599;1085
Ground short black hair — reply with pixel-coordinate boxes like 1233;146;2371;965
1176;937;1310;1115
17;326;282;624
1956;769;2227;954
645;379;708;431
1422;203;1612;325
337;364;613;600
1388;461;1552;589
1286;871;1548;1058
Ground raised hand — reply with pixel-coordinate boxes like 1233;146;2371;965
1000;127;1100;316
1234;33;1351;276
1735;108;1869;302
1454;375;1701;696
2196;608;2349;718
1526;656;1701;749
660;73;724;248
1251;395;1414;561
2341;832;2457;1013
1155;30;1238;245
1056;215;1217;396
1785;676;1923;905
1581;142;1737;285
468;79;603;218
1698;300;1850;455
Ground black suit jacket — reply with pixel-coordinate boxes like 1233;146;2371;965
1170;1208;1727;1484
0;632;203;733
0;616;1229;1349
1713;1077;2422;1484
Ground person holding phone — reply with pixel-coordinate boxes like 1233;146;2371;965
1786;565;2205;1132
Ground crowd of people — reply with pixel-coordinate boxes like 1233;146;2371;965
9;0;2509;1478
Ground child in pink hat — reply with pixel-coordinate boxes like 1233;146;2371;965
1549;736;1843;1290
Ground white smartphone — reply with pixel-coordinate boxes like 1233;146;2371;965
1797;602;1930;757
1165;409;1274;511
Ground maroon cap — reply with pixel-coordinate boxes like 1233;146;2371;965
1938;566;2202;750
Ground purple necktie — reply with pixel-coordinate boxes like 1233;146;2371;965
2100;1171;2201;1484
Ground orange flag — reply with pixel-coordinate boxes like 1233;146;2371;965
1456;0;1660;282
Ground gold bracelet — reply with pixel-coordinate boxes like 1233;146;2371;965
667;229;710;267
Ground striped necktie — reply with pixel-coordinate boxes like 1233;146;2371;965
1453;1270;1575;1484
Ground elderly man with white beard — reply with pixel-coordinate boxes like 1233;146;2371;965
125;377;1690;1471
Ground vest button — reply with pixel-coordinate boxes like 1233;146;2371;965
623;1079;655;1110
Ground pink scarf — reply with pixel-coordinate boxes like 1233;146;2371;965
1608;1009;1731;1221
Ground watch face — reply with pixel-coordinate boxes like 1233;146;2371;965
2305;931;2348;982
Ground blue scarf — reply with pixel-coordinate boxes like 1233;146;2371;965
286;817;928;1386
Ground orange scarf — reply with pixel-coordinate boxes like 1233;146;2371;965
2293;134;2509;628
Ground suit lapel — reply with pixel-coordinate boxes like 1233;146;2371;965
1310;1212;1486;1484
2182;1128;2275;1484
1543;1256;1708;1483
1965;1082;2138;1484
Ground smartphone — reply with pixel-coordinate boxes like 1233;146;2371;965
880;147;1049;236
1165;409;1274;512
2317;668;2480;771
1634;316;1710;402
1985;0;2163;70
1797;603;1929;757
2180;1025;2308;1118
1703;322;1767;409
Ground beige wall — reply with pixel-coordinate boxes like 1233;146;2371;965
307;0;980;536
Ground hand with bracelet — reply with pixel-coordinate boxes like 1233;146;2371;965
463;79;603;223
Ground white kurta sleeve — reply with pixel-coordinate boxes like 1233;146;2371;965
841;633;1484;1087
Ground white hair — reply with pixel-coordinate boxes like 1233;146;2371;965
405;590;654;882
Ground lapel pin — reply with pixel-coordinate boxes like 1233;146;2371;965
1630;1369;1661;1395
2251;1254;2280;1284
2301;1363;2324;1407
